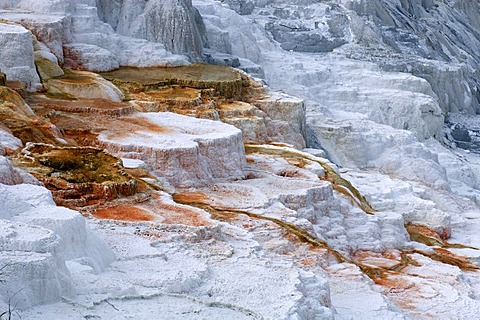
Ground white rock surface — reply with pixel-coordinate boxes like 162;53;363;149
0;183;115;309
0;22;40;89
98;112;246;187
0;129;22;155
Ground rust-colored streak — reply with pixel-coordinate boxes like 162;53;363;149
173;192;211;205
93;205;154;221
155;202;214;227
417;248;480;271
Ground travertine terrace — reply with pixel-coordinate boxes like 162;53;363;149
2;0;480;319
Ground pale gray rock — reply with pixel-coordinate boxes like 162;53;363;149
63;43;119;72
0;12;70;64
0;156;22;185
0;23;41;90
342;0;480;114
96;0;204;57
0;232;73;309
0;129;22;157
0;183;116;309
195;0;275;63
0;0;189;72
205;0;480;115
6;0;74;13
0;157;40;185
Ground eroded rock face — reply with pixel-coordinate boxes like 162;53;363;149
0;70;5;86
0;86;63;145
0;13;69;64
96;0;204;57
99;64;307;148
0;0;190;76
100;64;251;100
343;0;480;114
253;92;306;148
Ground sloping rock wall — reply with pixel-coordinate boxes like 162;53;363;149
96;0;204;57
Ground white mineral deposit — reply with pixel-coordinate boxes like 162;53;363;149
1;0;480;319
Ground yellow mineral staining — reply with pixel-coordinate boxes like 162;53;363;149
100;63;258;100
46;69;124;101
0;87;61;145
174;189;480;284
415;248;479;271
4;59;478;293
29;94;134;116
131;86;203;112
244;143;375;214
173;191;427;280
98;64;270;140
0;86;33;116
34;52;64;81
404;223;480;271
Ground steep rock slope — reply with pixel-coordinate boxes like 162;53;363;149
96;0;204;57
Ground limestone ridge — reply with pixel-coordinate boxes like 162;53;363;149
96;0;204;58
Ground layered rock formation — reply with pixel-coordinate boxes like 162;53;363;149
2;0;480;319
97;112;246;187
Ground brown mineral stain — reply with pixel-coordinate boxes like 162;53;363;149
406;224;445;246
29;94;133;116
120;116;171;134
173;191;211;204
429;248;479;270
93;205;154;221
101;64;242;84
52;71;96;85
299;259;316;266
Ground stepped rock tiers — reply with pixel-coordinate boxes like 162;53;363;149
97;112;246;187
2;0;480;319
